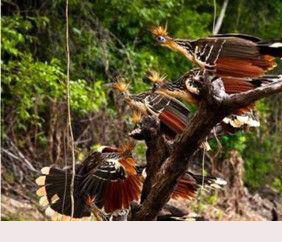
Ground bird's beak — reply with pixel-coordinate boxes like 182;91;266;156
104;82;114;88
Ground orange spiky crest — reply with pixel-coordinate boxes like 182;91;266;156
132;111;142;124
112;78;130;95
150;25;169;38
118;142;135;157
147;70;167;83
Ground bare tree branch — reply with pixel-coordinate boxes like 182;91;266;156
224;80;282;109
129;117;171;202
129;75;282;221
1;148;37;172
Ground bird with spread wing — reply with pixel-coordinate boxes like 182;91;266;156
36;143;226;220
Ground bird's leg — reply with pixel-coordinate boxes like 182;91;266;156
92;205;109;221
85;195;109;221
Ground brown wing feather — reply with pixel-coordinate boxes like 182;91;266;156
159;111;187;134
122;180;131;209
119;158;137;175
222;77;257;93
234;103;256;115
196;37;276;77
171;178;197;200
216;57;266;77
221;76;257;114
102;174;141;213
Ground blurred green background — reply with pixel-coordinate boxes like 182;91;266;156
1;0;282;207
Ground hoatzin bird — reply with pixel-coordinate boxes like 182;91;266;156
151;26;282;78
150;70;281;127
111;75;259;148
111;80;192;139
111;79;211;150
36;143;226;221
36;143;142;220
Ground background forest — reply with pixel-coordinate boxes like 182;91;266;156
1;0;282;220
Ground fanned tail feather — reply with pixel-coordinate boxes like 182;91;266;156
35;166;91;220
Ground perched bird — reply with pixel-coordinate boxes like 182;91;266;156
111;80;192;138
111;75;260;149
177;68;282;96
36;144;226;220
151;26;282;78
149;70;265;128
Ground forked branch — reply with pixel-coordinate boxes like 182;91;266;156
129;75;282;221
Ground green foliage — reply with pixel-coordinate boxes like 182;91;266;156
134;142;147;164
219;132;247;153
242;100;282;192
272;178;282;195
2;14;106;135
70;80;106;114
222;0;282;40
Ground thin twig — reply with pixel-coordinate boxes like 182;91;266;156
212;0;217;34
201;149;206;191
2;148;37;172
213;0;229;34
65;0;76;219
5;139;37;172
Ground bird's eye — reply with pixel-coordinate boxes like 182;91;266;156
152;83;160;91
156;36;166;43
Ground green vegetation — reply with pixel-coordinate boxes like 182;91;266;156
2;0;282;199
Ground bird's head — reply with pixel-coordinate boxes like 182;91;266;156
150;26;193;60
112;80;129;95
108;77;131;101
146;70;166;92
118;142;137;175
150;26;173;48
147;70;167;84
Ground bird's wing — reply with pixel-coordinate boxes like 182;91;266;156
192;37;276;77
80;152;142;213
144;93;190;134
